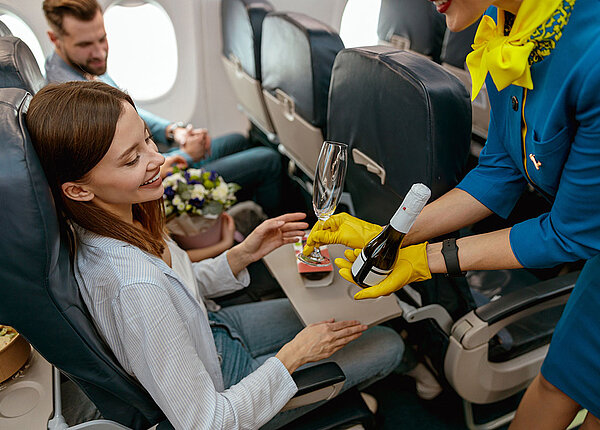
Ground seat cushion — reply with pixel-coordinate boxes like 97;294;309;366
0;36;44;94
328;46;471;224
261;12;344;131
377;0;446;62
221;0;273;79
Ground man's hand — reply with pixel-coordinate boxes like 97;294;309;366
174;126;210;162
335;243;431;300
303;213;383;256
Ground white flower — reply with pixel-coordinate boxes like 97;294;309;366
191;184;207;199
187;168;203;178
172;195;182;206
212;182;229;202
177;203;185;211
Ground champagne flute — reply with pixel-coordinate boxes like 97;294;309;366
298;141;348;267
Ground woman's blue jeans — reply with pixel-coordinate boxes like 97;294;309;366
209;298;405;429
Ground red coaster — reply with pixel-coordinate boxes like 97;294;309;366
293;234;333;274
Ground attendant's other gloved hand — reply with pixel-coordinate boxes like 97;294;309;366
303;213;383;256
335;243;431;300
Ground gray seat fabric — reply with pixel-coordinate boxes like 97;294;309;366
221;0;273;80
327;46;471;225
0;87;170;430
377;0;446;63
0;36;45;94
261;12;344;133
0;20;12;37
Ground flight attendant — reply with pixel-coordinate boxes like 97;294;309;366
305;0;600;427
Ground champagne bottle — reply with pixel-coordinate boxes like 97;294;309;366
351;183;431;288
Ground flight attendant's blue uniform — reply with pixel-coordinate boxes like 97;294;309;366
456;0;600;416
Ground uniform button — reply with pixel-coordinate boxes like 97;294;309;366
511;96;519;111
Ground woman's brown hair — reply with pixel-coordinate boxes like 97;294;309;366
26;81;166;256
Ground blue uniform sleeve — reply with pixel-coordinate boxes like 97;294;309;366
510;60;600;268
456;96;527;218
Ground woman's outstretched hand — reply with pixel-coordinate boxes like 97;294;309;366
227;212;308;274
303;213;383;256
275;319;368;374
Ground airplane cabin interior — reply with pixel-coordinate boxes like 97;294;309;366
0;0;593;429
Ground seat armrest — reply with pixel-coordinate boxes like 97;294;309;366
452;271;579;349
475;271;579;324
282;362;345;411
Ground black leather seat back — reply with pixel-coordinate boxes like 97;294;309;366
221;0;273;80
440;19;480;69
328;46;471;225
0;36;45;94
377;0;446;63
0;88;167;430
262;12;344;132
0;20;11;37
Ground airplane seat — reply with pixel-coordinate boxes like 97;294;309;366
221;0;277;140
0;90;372;430
377;0;446;63
439;20;491;140
327;46;577;429
328;45;471;225
0;36;45;94
0;20;12;36
261;11;344;179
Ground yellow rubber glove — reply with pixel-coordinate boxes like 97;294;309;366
335;243;432;300
303;213;383;256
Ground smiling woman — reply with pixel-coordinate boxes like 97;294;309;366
22;79;405;430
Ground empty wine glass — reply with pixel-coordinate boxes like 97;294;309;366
298;141;348;267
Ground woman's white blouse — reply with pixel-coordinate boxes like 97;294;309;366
73;226;297;429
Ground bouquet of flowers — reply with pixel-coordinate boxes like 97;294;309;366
162;167;240;240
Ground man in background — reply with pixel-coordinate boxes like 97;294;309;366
42;0;283;215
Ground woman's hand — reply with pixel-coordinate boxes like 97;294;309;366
226;213;308;275
160;155;188;179
303;213;382;256
275;319;368;374
220;212;236;249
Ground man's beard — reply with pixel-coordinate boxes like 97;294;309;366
65;51;107;77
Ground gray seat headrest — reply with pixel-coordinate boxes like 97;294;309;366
0;20;12;37
0;36;45;94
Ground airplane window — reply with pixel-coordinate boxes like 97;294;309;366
339;0;382;48
104;2;177;101
0;13;46;74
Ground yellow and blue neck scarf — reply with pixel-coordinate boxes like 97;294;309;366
466;0;576;101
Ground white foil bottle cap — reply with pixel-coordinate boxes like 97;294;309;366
390;183;431;233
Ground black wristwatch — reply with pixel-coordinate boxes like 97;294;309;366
441;238;465;277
